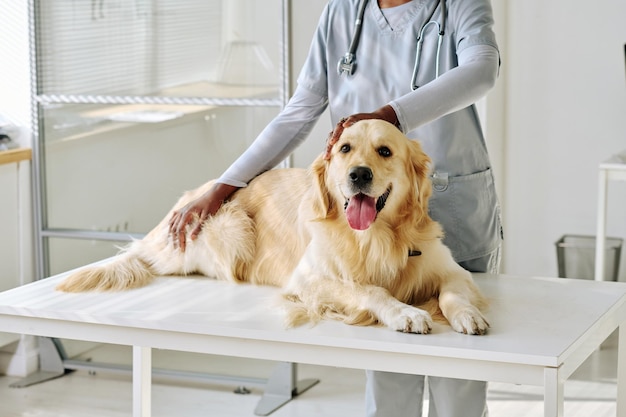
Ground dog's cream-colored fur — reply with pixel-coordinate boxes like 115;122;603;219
57;120;489;335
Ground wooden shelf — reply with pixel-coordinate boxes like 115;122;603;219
0;148;32;166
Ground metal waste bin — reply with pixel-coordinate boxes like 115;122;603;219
556;234;623;281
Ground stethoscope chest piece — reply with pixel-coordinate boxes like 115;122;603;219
337;53;357;76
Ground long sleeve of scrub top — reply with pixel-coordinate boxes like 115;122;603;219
390;44;499;133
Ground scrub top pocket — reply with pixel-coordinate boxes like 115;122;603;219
428;167;502;263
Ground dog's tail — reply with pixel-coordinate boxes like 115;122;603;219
56;248;155;292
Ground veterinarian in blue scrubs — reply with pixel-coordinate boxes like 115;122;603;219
169;0;502;416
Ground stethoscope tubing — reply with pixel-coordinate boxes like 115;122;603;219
411;0;446;90
411;20;443;91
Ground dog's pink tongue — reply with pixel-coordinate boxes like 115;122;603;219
346;194;377;230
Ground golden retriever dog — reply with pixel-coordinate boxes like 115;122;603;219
57;119;489;335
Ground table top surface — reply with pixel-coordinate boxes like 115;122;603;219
1;272;626;368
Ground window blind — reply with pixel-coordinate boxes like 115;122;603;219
36;0;225;97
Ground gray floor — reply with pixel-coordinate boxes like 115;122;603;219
0;333;619;417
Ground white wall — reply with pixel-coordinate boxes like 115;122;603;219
0;0;36;285
0;0;36;375
498;0;626;279
0;0;31;136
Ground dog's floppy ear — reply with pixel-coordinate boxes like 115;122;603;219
309;153;334;219
406;139;433;214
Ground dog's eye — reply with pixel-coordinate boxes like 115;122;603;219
378;146;392;158
340;144;351;153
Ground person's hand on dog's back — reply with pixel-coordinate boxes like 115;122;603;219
168;182;239;251
325;104;400;160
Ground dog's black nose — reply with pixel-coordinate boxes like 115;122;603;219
349;166;373;188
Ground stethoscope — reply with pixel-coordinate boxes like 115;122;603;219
337;0;447;91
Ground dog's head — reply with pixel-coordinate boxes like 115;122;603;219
310;119;432;230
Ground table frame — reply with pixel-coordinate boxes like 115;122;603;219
595;150;626;281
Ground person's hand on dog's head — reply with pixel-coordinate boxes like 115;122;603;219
324;117;352;160
324;105;400;160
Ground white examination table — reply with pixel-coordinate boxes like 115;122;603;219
1;270;626;417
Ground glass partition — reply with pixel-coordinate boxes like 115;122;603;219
32;0;288;277
42;103;277;234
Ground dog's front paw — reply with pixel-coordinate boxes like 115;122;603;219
387;306;433;334
449;307;490;335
